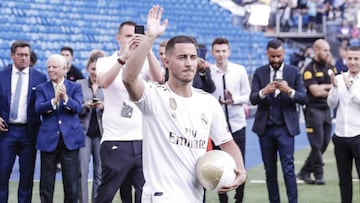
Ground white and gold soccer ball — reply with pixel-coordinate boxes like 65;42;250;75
196;150;236;191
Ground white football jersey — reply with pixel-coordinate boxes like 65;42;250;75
135;83;233;203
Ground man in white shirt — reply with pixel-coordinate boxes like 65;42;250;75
327;45;360;203
122;5;246;203
209;37;250;203
95;20;163;203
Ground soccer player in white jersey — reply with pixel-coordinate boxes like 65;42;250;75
122;5;247;203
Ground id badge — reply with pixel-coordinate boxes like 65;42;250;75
121;102;133;118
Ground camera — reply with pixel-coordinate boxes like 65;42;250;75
135;25;145;34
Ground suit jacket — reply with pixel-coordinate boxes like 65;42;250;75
35;79;85;151
77;78;104;136
0;65;47;140
192;68;216;93
250;64;307;136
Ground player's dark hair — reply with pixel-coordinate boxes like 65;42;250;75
165;35;198;55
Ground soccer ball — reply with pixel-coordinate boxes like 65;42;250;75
196;150;236;191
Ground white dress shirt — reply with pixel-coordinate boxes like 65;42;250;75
210;61;251;132
9;66;29;124
328;72;360;137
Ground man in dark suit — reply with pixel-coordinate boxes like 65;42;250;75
35;54;84;203
250;39;307;203
0;40;47;203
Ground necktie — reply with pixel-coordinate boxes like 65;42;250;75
55;84;60;108
272;68;278;82
10;71;23;120
273;68;280;97
222;74;232;132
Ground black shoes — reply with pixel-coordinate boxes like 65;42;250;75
297;172;326;185
297;172;314;184
314;177;326;185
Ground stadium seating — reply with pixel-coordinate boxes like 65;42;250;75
0;0;272;76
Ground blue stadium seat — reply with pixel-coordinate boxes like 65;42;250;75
0;0;269;75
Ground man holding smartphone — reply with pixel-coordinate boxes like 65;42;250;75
95;21;163;203
209;37;251;203
250;39;307;203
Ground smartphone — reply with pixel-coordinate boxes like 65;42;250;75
92;97;100;103
197;47;207;60
274;78;283;82
135;25;145;34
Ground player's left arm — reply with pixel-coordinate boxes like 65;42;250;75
218;140;247;192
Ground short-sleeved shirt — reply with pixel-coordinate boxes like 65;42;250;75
96;52;149;142
303;60;336;109
135;82;233;203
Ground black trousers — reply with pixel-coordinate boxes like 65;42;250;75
0;124;36;203
95;140;144;203
301;107;332;177
332;134;360;203
40;137;79;203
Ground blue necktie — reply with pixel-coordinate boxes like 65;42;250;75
10;71;23;120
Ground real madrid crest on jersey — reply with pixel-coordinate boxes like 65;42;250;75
201;113;208;126
169;98;177;118
169;98;177;110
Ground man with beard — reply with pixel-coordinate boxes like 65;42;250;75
250;39;307;203
297;39;337;185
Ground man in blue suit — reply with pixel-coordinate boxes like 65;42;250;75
35;54;84;203
250;39;307;203
0;40;47;203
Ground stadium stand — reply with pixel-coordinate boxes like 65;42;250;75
0;0;272;76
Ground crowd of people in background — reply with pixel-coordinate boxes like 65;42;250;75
1;4;360;203
267;0;360;35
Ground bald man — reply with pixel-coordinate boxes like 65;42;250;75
298;39;337;185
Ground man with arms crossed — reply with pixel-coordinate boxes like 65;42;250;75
123;5;246;203
298;39;336;185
